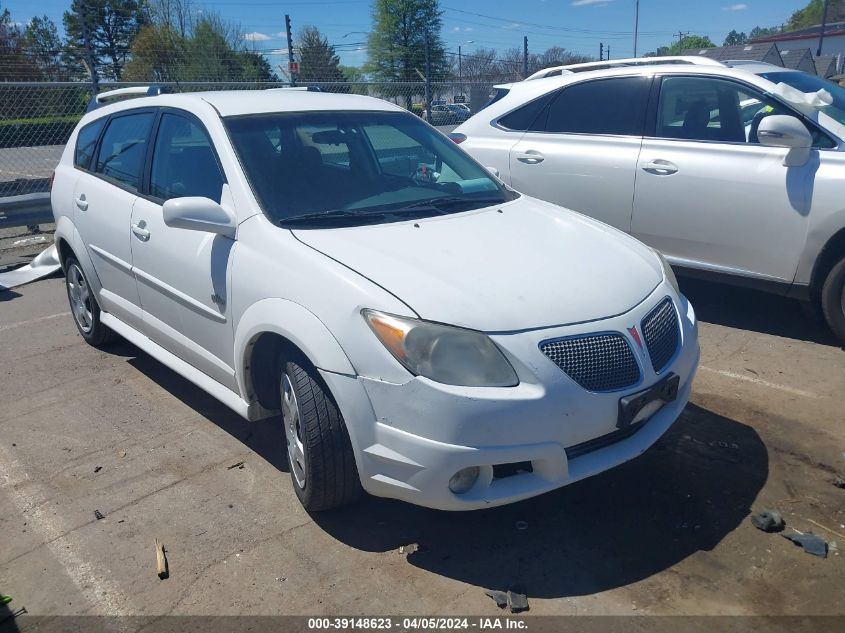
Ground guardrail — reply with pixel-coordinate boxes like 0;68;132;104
0;192;53;229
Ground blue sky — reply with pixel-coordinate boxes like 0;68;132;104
3;0;808;68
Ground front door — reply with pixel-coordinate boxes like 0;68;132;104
631;75;822;283
129;111;237;390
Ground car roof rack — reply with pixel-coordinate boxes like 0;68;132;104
525;56;724;80
86;85;170;112
264;86;323;92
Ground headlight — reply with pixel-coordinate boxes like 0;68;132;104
362;310;519;387
653;249;680;294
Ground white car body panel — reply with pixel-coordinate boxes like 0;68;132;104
51;89;699;510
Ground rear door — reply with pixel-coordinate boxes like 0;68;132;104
129;110;237;390
508;76;651;230
73;109;155;330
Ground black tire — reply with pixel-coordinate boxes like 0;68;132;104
280;358;362;511
64;256;116;347
821;256;845;344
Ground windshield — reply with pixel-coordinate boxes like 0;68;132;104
225;110;515;228
758;71;845;126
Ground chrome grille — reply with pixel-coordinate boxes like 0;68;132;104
540;334;640;392
642;298;680;373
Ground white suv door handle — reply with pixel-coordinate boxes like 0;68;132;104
74;195;88;211
642;160;678;175
131;222;150;241
515;150;545;164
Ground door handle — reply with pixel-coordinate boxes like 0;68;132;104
131;222;150;241
642;160;678;175
515;150;545;164
75;195;88;211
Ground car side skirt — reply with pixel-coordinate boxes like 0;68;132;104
673;264;809;301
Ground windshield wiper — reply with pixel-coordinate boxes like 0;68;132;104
394;195;504;213
280;209;388;227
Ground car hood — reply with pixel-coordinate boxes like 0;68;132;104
293;196;662;332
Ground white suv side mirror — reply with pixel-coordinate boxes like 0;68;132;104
162;197;237;239
757;115;813;167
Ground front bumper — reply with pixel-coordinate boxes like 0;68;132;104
324;284;700;511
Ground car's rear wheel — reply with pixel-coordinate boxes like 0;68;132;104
64;257;115;347
821;256;845;344
281;358;362;511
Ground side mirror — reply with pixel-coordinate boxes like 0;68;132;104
162;197;237;239
485;166;500;179
757;115;813;166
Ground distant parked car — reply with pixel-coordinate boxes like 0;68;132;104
453;57;845;343
423;104;467;125
51;85;698;512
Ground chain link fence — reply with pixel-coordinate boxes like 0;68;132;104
0;80;498;201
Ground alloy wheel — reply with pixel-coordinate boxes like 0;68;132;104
67;263;94;334
282;372;307;489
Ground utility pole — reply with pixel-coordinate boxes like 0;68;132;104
607;45;610;60
285;13;297;86
817;0;831;57
523;36;528;78
600;42;604;61
424;31;432;124
75;0;98;95
677;31;689;50
633;0;640;57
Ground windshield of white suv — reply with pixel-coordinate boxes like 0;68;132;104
757;71;845;126
225;110;516;228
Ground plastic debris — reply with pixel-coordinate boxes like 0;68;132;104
0;595;11;605
0;244;61;290
94;510;105;520
484;589;508;609
782;531;828;558
751;510;784;533
507;585;529;613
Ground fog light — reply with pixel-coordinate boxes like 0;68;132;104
448;466;480;494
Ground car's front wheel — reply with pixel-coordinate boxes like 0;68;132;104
821;256;845;345
281;358;362;511
64;256;115;347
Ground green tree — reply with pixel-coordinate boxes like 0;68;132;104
749;25;783;39
240;49;276;82
181;18;243;81
723;29;748;46
63;0;148;81
298;25;344;83
787;0;845;31
339;64;368;94
1;3;38;80
668;34;715;55
366;0;449;108
122;23;185;81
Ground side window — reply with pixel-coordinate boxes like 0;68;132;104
497;92;556;131
150;113;224;203
95;112;154;190
652;76;831;147
74;118;106;170
544;77;650;136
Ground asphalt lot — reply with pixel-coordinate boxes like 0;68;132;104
0;272;844;622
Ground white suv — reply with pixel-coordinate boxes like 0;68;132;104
453;58;845;343
52;87;698;511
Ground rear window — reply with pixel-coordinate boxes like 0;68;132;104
95;112;155;190
497;92;556;131
74;118;106;170
544;77;650;136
